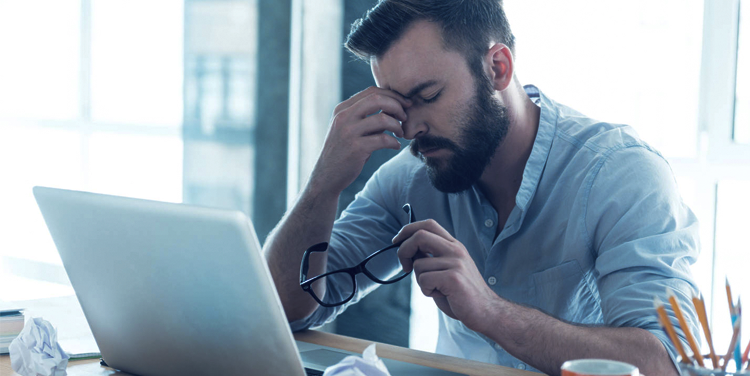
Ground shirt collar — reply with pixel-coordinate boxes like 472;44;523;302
471;85;557;213
515;84;556;211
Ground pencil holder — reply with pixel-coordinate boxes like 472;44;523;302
678;361;750;376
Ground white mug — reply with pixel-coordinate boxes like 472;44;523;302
561;359;639;376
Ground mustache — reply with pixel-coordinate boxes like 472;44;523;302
409;135;459;157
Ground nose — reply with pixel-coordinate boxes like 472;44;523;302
402;107;428;140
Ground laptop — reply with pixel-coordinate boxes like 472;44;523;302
33;186;462;376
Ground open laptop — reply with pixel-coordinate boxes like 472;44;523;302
33;186;463;376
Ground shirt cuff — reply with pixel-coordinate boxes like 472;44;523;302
287;304;336;332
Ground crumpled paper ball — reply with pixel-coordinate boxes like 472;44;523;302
9;317;70;376
323;343;391;376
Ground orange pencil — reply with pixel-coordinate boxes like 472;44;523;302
667;289;704;367
722;317;742;371
727;277;736;315
693;294;720;369
655;297;691;364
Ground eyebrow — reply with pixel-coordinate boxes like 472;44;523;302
394;80;439;99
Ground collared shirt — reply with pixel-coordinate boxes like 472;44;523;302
291;85;700;373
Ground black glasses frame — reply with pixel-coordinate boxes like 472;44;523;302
299;203;415;307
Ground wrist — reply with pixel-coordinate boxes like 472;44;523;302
472;293;512;338
299;172;343;213
304;175;341;203
482;297;534;349
306;157;353;198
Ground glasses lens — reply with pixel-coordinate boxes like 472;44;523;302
364;246;409;283
309;271;355;306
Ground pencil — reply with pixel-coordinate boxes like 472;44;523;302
727;277;735;315
722;317;742;371
655;296;691;364
667;288;704;367
693;294;719;368
734;299;742;370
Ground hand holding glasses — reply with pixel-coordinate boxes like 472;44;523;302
299;204;415;307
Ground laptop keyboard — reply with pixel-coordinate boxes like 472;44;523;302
305;368;324;376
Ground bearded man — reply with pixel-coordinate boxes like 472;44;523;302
264;1;700;375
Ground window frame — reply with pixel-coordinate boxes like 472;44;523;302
668;0;750;331
0;0;184;287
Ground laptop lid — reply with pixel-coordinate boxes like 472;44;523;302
33;186;307;376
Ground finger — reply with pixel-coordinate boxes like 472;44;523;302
412;256;454;279
368;87;413;109
393;219;455;245
335;87;411;117
357;112;405;138
359;132;402;153
396;229;453;271
417;269;459;299
334;87;377;114
397;250;429;273
433;297;456;320
352;93;409;125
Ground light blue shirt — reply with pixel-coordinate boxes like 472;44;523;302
291;85;700;373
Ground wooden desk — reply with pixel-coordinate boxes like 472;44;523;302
0;330;538;376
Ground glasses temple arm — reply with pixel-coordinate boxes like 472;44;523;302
300;242;329;284
402;203;415;223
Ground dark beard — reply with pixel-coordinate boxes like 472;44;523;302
410;76;510;193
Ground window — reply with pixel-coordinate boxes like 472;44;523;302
0;1;80;121
0;0;184;300
505;0;704;159
713;180;750;346
734;0;750;143
0;0;291;306
182;0;259;219
699;0;750;350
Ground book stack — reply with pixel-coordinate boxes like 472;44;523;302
0;308;24;354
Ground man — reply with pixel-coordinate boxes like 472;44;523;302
264;1;700;375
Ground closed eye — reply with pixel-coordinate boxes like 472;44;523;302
422;91;441;104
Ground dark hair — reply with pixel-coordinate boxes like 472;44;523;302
345;0;515;65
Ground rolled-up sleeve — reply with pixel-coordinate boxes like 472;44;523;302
289;150;417;331
585;145;701;368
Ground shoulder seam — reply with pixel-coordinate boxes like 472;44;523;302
555;126;596;152
581;143;666;258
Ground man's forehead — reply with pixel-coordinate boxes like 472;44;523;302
370;20;464;95
372;59;441;95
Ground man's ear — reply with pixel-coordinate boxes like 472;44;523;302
485;43;514;92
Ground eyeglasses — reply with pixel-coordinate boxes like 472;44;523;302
299;204;415;307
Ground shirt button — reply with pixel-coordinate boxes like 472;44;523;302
487;276;497;285
516;363;526;370
484;219;494;227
